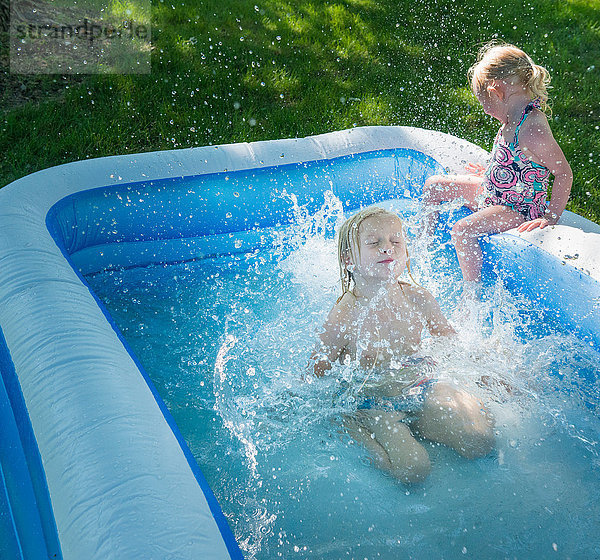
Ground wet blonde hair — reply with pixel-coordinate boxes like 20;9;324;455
468;41;551;112
336;206;416;300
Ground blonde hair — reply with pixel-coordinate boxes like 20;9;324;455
336;206;416;300
468;41;551;112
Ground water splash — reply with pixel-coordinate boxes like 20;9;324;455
271;188;344;262
214;333;261;476
86;195;600;560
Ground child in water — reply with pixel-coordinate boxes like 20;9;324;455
423;42;572;286
310;207;494;483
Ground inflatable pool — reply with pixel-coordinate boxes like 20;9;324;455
1;126;599;559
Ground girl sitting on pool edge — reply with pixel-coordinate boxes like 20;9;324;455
422;42;572;293
308;206;494;484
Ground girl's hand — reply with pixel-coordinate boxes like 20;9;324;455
517;216;554;233
465;162;486;176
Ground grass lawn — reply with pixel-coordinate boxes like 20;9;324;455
1;0;599;222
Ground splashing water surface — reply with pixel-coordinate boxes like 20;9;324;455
87;197;600;560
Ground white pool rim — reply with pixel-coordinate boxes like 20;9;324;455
0;126;598;559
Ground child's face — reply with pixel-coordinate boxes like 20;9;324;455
475;82;504;122
352;214;408;280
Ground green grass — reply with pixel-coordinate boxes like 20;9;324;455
1;0;599;222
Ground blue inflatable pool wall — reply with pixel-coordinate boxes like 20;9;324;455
1;127;599;559
47;148;440;274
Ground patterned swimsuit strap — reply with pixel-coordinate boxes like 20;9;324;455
513;98;541;143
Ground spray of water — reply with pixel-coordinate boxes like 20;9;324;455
87;192;600;559
207;192;600;556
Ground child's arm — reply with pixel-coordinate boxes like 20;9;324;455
414;287;456;337
465;162;487;177
516;111;573;232
309;297;352;378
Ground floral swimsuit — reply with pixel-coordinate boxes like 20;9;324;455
482;99;551;220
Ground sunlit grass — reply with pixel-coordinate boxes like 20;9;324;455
1;0;599;222
109;0;151;24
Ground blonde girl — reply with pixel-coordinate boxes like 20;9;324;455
423;42;572;284
310;207;494;483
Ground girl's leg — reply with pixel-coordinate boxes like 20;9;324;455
422;174;484;236
343;415;394;471
414;383;494;460
348;410;431;483
451;204;525;282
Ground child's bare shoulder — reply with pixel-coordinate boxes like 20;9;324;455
319;293;357;346
326;292;357;323
399;282;436;304
520;107;552;140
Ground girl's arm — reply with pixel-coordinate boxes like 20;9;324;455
309;298;352;378
465;162;487;176
517;112;573;232
413;287;456;337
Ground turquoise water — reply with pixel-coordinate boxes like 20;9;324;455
87;202;600;560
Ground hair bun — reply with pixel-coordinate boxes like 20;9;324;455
469;42;551;112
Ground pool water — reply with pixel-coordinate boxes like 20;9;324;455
86;200;600;560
